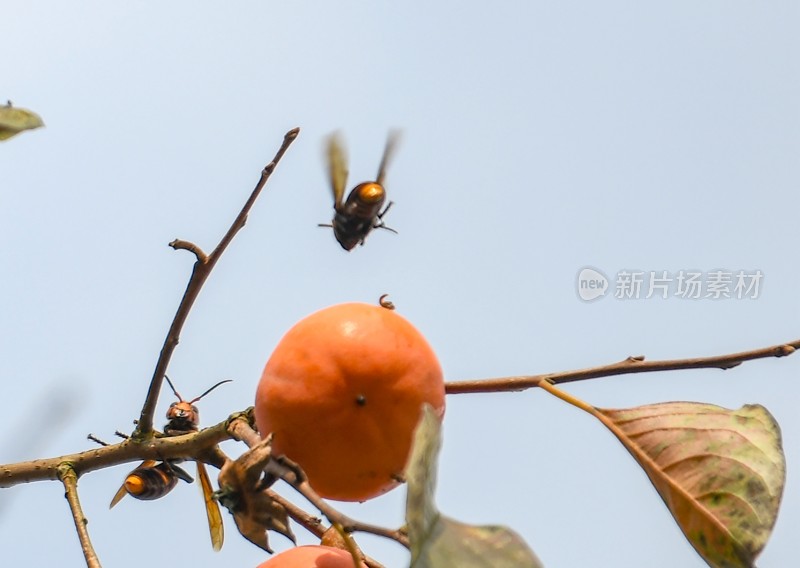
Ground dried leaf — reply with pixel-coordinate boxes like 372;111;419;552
406;405;542;568
598;402;785;568
227;488;295;553
216;437;296;552
0;103;44;141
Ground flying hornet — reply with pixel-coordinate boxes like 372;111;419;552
319;131;400;250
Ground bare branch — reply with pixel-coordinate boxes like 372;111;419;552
267;489;325;538
0;412;249;488
210;127;300;260
135;128;300;436
57;464;101;568
445;339;800;394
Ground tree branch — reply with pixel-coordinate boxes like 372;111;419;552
57;464;101;568
6;339;795;486
445;339;799;394
0;412;250;488
135;128;300;436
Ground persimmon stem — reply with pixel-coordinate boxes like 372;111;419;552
445;339;800;394
134;128;299;437
57;464;101;568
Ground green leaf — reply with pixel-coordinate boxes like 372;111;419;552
405;405;543;568
0;103;44;141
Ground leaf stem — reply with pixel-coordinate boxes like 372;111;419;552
537;380;595;414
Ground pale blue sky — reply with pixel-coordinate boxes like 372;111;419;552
2;2;798;567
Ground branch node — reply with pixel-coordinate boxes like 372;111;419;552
225;409;261;449
777;344;796;357
56;462;76;483
626;355;645;363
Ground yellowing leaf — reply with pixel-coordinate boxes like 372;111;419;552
406;405;543;568
0;103;44;141
597;402;785;568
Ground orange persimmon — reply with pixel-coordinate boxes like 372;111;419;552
256;545;367;567
255;302;445;501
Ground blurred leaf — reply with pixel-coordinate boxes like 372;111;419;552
416;515;542;568
406;405;543;568
598;402;785;568
0;103;44;141
215;436;295;552
406;405;442;553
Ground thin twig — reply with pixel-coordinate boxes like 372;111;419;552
57;464;101;568
209;128;300;260
363;556;386;568
168;239;208;262
135;128;299;436
264;488;394;565
267;489;325;538
445;339;800;394
86;434;109;447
